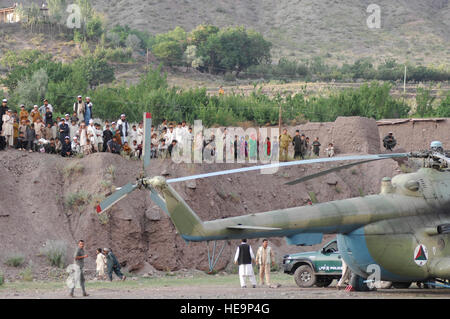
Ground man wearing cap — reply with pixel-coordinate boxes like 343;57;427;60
71;136;81;154
117;114;130;144
30;105;42;123
73;96;85;121
87;119;98;152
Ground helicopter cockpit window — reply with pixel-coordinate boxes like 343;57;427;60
323;241;338;253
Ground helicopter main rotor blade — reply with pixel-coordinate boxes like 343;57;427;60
166;153;409;184
142;112;153;171
285;158;381;186
96;182;139;214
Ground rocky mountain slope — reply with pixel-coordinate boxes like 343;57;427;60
1;0;449;65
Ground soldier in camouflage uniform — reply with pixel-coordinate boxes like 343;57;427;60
279;129;292;162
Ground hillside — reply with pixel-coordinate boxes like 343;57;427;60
1;0;449;66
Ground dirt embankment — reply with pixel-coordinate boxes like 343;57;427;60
378;118;450;152
1;116;448;282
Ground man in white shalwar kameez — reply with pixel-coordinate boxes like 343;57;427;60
234;239;257;288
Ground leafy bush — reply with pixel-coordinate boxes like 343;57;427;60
4;254;25;267
0;272;4;285
20;265;33;282
40;240;67;268
415;88;435;117
103;47;133;63
62;162;85;178
65;191;90;212
434;93;450;117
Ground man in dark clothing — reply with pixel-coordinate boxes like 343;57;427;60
25;121;36;152
15;131;27;150
383;132;397;151
61;137;73;157
234;135;238;161
45;138;57;154
107;136;121;154
312;137;321;157
59;119;70;144
234;239;257;288
292;130;305;159
168;139;178;157
103;124;113;152
69;240;89;297
44;107;53;126
104;248;126;281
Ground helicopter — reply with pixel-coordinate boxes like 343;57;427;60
97;113;450;291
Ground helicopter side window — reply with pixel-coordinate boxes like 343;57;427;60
323;241;338;254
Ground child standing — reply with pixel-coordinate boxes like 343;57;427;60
95;248;107;280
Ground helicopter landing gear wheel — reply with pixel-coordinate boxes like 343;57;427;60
391;282;412;289
349;273;374;292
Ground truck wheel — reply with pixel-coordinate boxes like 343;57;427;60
316;277;333;287
392;282;411;289
294;265;316;288
349;273;372;292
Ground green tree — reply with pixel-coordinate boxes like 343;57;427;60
152;41;184;66
198;26;271;75
47;0;67;25
72;54;115;89
434;93;450;117
13;68;49;106
415;88;435;117
125;34;142;52
189;24;219;46
86;14;104;41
